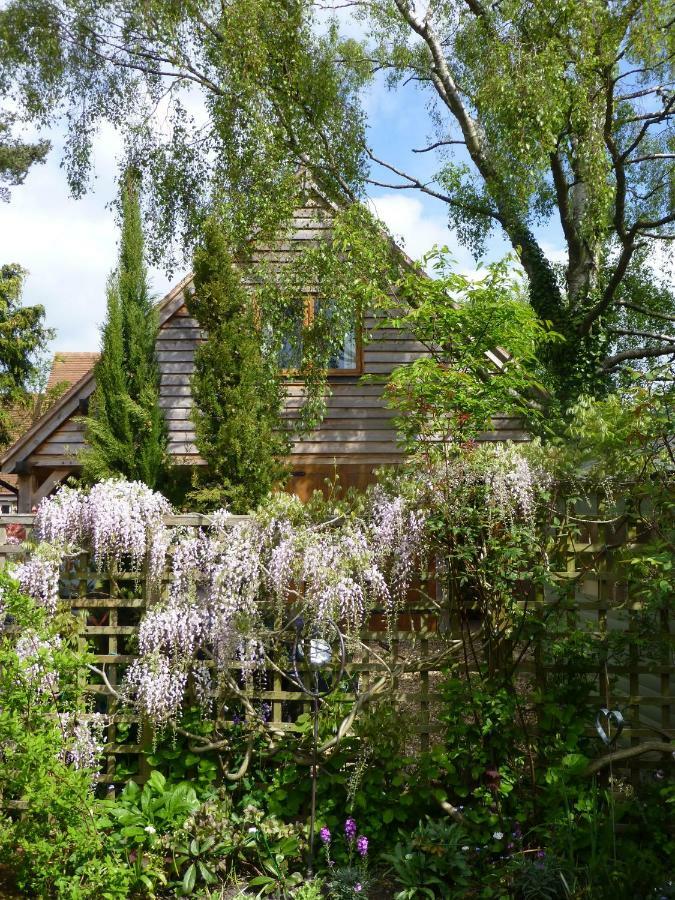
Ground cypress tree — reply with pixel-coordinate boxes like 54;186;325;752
81;173;167;488
187;216;289;513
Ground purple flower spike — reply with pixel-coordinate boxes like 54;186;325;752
354;884;363;893
357;835;368;857
345;817;357;841
319;826;331;845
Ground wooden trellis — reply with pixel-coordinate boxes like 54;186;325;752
0;507;672;785
519;502;673;776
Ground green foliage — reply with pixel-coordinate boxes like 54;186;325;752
0;0;365;261
186;214;290;513
235;697;436;858
292;880;324;900
542;368;674;663
168;790;306;896
509;853;568;900
0;262;53;447
383;819;472;899
0;112;49;201
146;714;219;799
2;0;672;393
323;865;371;900
381;252;560;449
0;573;130;898
81;172;167;488
98;771;200;853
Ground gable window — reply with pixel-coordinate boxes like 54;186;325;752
279;296;361;375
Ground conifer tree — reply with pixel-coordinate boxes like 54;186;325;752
187;216;289;513
81;173;167;488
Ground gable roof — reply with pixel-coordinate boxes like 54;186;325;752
0;273;193;473
0;187;465;476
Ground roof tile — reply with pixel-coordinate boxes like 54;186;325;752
46;352;99;391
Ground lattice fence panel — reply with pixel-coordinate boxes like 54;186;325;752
519;497;673;775
1;508;671;784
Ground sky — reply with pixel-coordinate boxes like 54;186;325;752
0;21;567;357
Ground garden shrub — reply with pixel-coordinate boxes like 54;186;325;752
0;572;133;898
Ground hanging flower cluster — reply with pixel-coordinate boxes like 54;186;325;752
483;444;549;521
59;712;108;772
14;550;61;614
128;492;427;728
16;479;174;616
34;478;171;580
369;488;427;599
15;630;62;696
16;478;429;730
125;653;189;728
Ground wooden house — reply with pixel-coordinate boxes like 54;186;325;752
0;186;524;511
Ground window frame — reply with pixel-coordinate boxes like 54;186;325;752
279;295;363;379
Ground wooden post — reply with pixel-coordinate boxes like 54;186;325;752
17;473;36;513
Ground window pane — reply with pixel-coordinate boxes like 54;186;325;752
316;298;359;370
278;303;304;370
328;326;357;369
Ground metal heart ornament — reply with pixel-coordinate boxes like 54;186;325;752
595;708;624;746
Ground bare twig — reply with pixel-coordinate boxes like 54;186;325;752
584;741;673;777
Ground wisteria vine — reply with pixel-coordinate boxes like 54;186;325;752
11;477;428;728
10;445;547;732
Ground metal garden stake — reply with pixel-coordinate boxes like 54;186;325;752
291;621;346;878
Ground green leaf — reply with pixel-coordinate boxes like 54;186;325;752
198;861;216;884
182;863;196;895
248;875;277;887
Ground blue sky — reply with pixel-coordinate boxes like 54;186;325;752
0;54;567;357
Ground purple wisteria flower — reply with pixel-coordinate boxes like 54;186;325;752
344;817;357;841
319;827;331;845
356;835;368;857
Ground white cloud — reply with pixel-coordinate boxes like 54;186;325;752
539;240;567;268
0;123;172;354
368;193;463;262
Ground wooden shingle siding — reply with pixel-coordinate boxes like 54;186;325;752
15;186;527;482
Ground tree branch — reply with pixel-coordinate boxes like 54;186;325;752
625;153;675;165
620;95;675;161
412;139;466;153
579;233;640;334
617;302;675;323
550;149;582;258
608;328;675;343
366;149;501;221
601;343;675;371
584;740;672;776
390;0;496;182
635;210;675;232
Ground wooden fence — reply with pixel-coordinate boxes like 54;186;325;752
0;514;456;786
523;509;672;776
0;511;672;785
